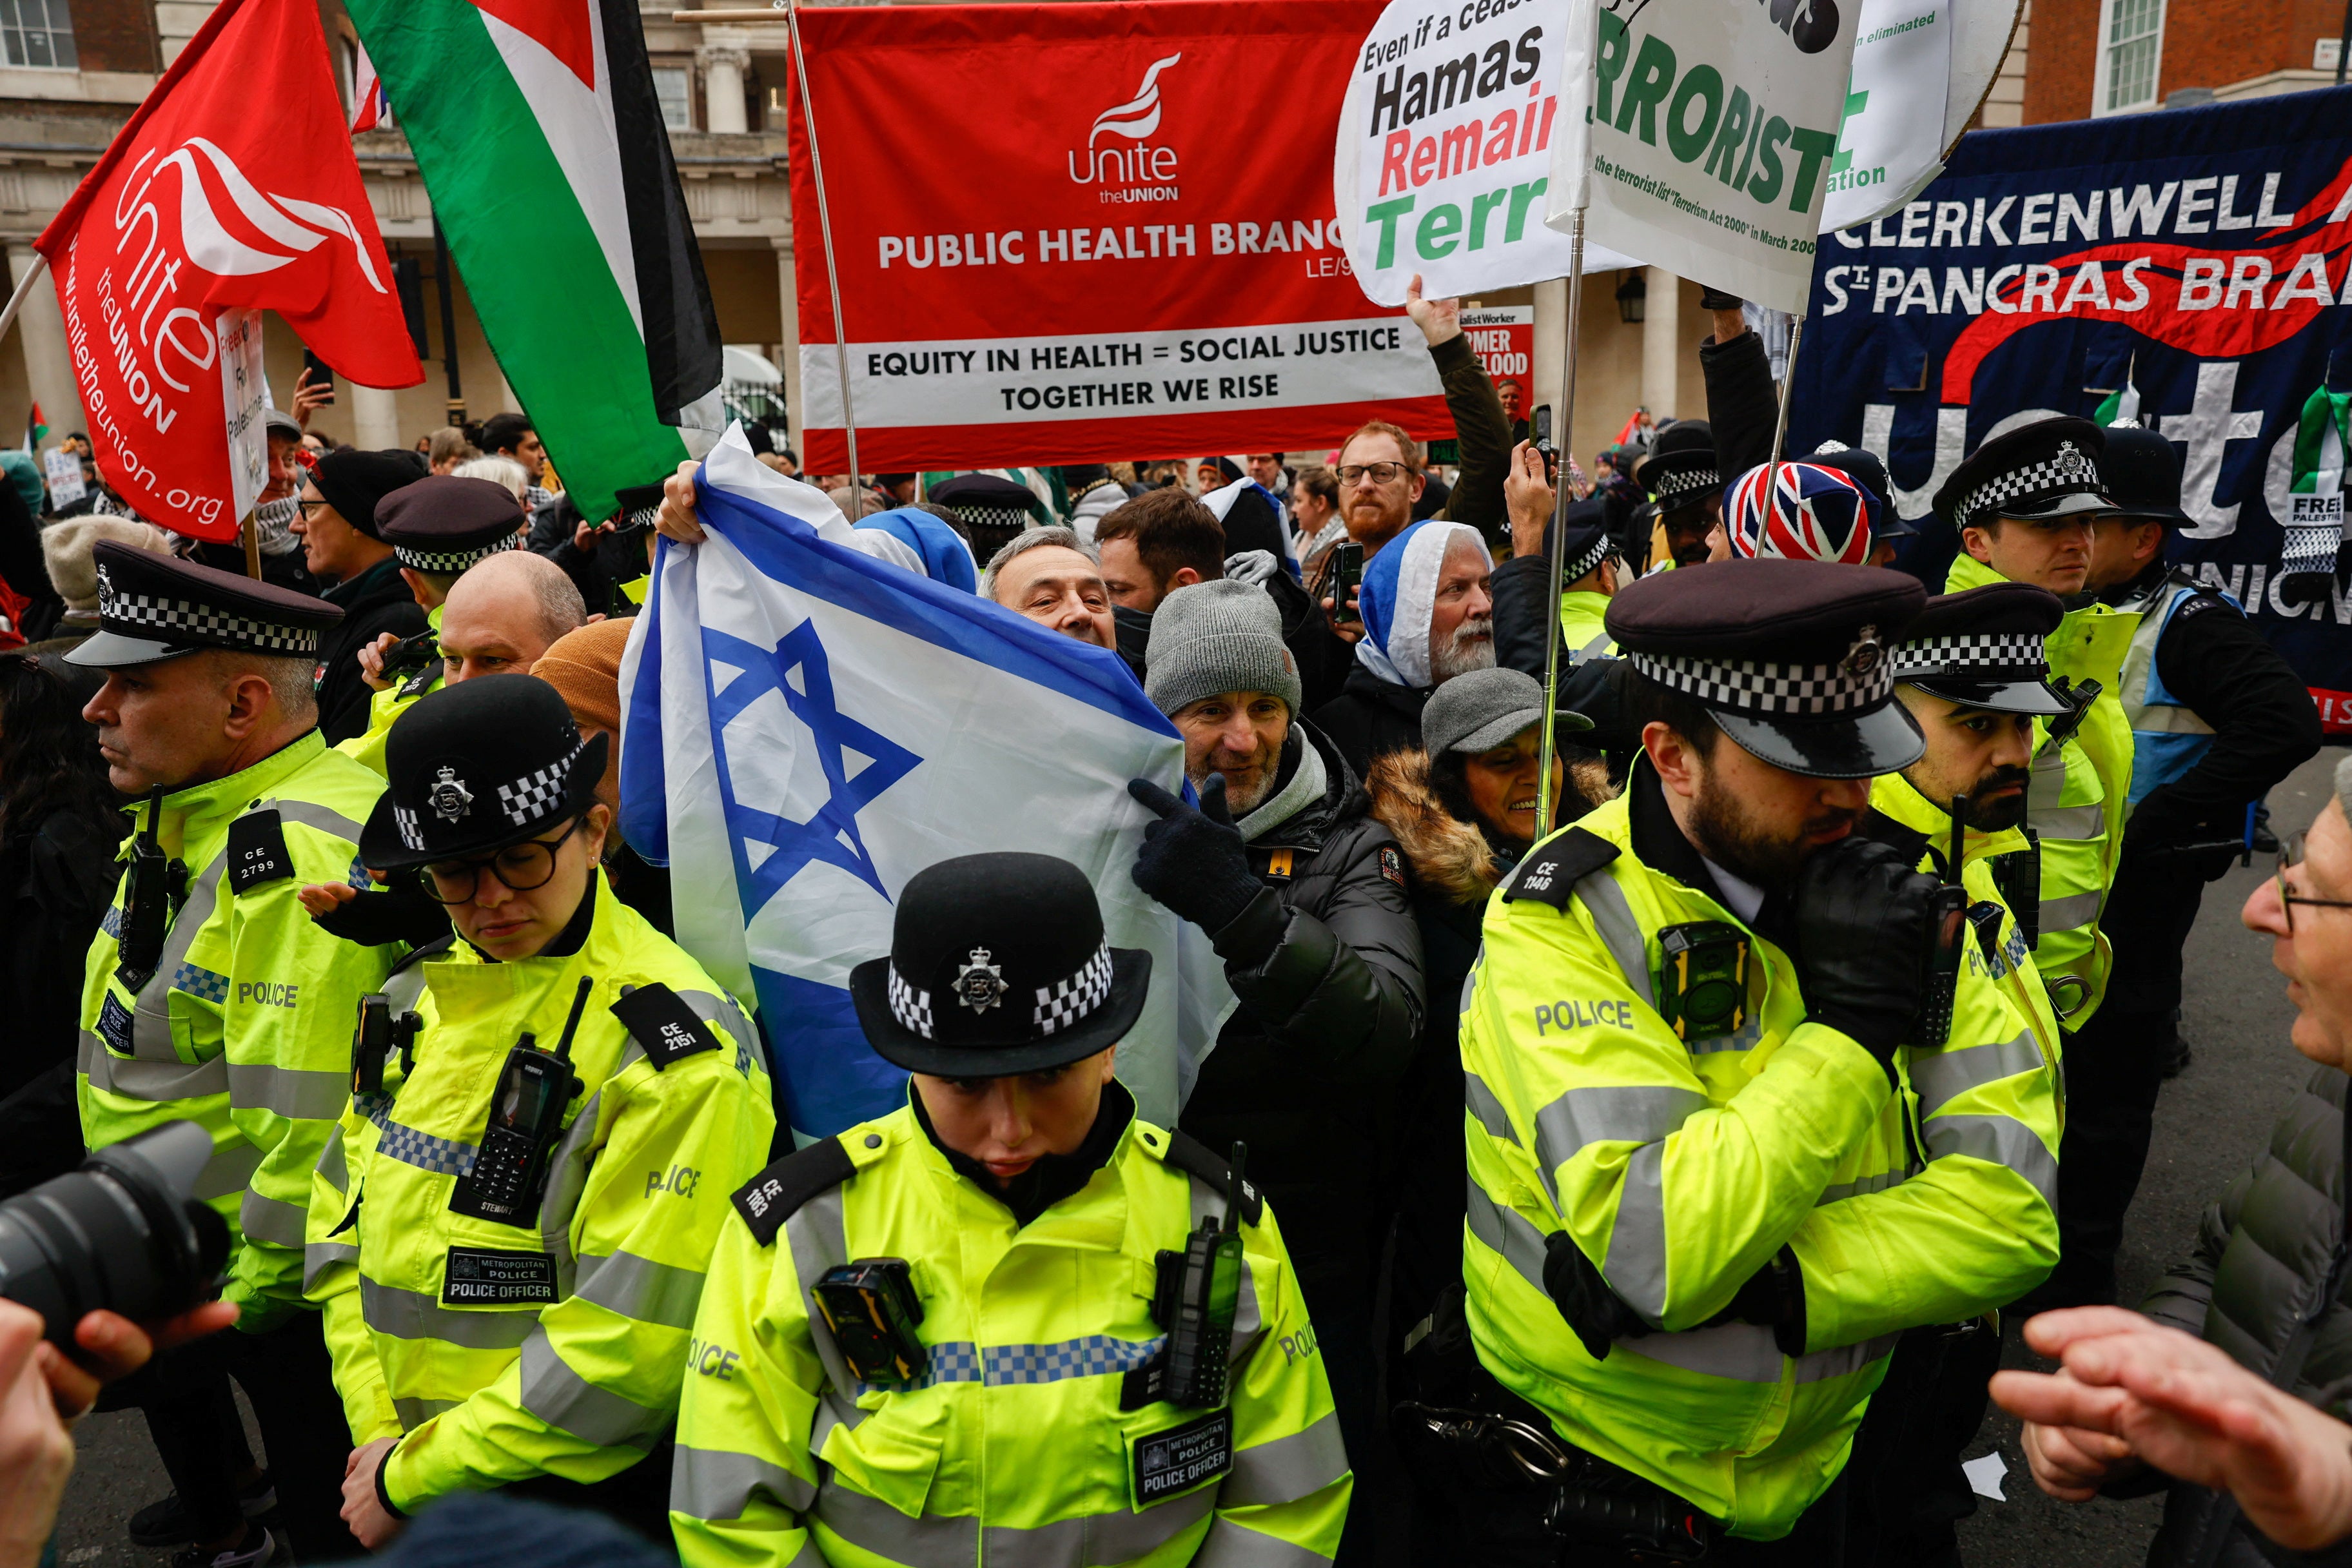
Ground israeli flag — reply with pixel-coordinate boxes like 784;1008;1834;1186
619;431;1234;1141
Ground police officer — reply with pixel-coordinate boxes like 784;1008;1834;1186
310;676;774;1546
2037;424;2322;1306
1435;559;2059;1563
671;852;1351;1567
1632;421;1723;573
74;542;397;1566
337;476;528;774
1845;583;2073;1565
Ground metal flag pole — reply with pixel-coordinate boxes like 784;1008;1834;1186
1533;213;1589;840
784;0;858;486
1765;311;1807;501
0;250;47;344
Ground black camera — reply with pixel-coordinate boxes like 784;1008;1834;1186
0;1122;229;1345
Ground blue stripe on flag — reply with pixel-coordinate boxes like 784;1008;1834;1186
618;544;671;861
756;968;907;1137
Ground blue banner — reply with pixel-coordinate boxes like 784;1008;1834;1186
1792;85;2352;729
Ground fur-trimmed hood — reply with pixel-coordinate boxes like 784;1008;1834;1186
1367;746;1616;906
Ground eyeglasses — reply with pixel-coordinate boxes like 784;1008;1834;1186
1335;462;1408;486
418;817;587;904
298;499;333;520
2275;832;2352;934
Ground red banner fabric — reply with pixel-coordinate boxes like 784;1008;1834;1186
35;0;419;542
785;0;1451;473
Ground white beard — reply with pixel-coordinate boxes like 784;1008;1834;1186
1431;618;1496;684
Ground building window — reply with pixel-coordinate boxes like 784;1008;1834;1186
2097;0;2164;113
652;65;693;130
0;0;76;70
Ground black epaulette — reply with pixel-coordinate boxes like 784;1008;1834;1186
1161;1130;1264;1226
1502;828;1619;912
225;809;293;896
732;1137;856;1246
398;666;439;700
610;982;720;1071
386;932;455;979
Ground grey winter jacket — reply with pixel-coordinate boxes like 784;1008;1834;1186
2137;1065;2352;1567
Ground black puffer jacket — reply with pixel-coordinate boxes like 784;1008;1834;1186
2135;1066;2352;1567
1308;665;1431;781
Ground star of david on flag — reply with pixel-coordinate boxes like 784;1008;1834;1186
620;430;1235;1140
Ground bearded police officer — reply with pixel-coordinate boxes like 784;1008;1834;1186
74;542;399;1565
672;852;1351;1568
1427;559;2060;1563
309;676;774;1547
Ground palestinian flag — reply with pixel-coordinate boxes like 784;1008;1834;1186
341;0;724;523
21;402;43;455
2093;362;2141;427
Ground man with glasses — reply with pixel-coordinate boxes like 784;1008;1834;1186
309;675;772;1550
72;542;400;1568
295;447;431;745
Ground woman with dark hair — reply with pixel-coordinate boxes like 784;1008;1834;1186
0;646;124;1194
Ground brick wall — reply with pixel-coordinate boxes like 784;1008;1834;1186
69;0;158;74
2022;0;2342;123
2024;0;2098;121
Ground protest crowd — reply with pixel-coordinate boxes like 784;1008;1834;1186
2;0;2352;1560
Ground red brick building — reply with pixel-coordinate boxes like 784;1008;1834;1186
1984;0;2347;127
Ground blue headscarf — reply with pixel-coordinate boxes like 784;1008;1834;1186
856;507;978;593
1357;520;1491;688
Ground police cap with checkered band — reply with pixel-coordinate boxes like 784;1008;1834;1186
1932;416;2118;534
848;852;1152;1076
1605;556;1928;778
1890;582;2071;716
1632;420;1720;517
357;674;608;870
375;476;526;575
68;540;344;669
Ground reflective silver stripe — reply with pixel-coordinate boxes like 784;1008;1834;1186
1622;1321;1781;1382
1794;1331;1901;1385
1464;1181;1551;1297
2039;890;2103;934
1221;1411;1351;1507
574;1251;705;1331
239;1189;307;1248
1908;1031;2042;1119
2030;803;2105;841
808;1482;1221;1568
316;1122;348;1193
517;1331;669;1446
193;1139;263;1200
1575;872;1654;1008
2027;743;2068;808
1924;1113;2059;1208
537;1086;608;1288
132;853;228;1061
270;798;370;845
1463;1072;1520;1144
676;987;760;1079
1193;1517;1335;1568
1602;1141;1669;1317
1684;1012;1765;1056
783;1186;863;1420
812;1482;975;1568
671;1444;817;1520
226;1063;349;1121
80;1027;229;1104
395;1396;457;1431
303;1241;357;1293
1816;1171;1905;1206
1530;1084;1705;1204
360;1279;539;1349
1571;630;1614;665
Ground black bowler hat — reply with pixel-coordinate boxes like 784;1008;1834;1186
1934;416;2117;533
2099;424;2191;527
68;540;343;669
1544;496;1617;582
1605;557;1928;778
849;852;1152;1077
359;676;607;870
1890;583;2070;716
377;476;526;574
1634;421;1720;514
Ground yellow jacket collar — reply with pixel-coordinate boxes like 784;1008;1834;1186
1868;771;2031;866
136;730;328;859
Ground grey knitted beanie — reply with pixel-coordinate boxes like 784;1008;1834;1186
1143;579;1303;718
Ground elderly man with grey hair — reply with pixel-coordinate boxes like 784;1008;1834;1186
979;524;1116;651
1994;756;2352;1566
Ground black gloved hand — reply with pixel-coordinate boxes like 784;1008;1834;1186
1542;1231;1647;1362
1126;776;1266;936
1790;836;1945;1069
1698;285;1745;312
313;877;451;948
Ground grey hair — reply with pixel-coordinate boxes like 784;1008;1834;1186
204;649;316;721
980;525;1095;602
452;455;531;502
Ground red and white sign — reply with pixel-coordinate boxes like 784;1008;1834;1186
36;0;419;542
786;1;1451;473
1460;304;1533;386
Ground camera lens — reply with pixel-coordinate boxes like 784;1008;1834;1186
0;1122;229;1345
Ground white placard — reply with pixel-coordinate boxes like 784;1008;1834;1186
1820;0;1953;233
41;446;84;509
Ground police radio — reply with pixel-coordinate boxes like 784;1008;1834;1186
1161;1143;1248;1409
115;787;187;994
1914;801;1972;1053
351;993;424;1095
2046;676;2103;747
449;977;590;1227
380;629;440;678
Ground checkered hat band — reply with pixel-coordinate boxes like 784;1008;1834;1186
494;740;585;826
1654;467;1721;505
1563;533;1612;583
1629;649;1893;716
888;965;935;1040
100;587;318;655
1959;456;2110;527
959;505;1035;529
394;531;520;575
394;805;424;851
1034;943;1113;1035
1890;632;2047;679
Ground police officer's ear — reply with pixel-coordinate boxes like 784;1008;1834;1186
580;802;612;861
1960;522;1999;565
1091;1044;1117;1086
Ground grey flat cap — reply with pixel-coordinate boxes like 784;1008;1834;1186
1422;667;1591;756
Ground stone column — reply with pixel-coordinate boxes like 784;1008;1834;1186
1642;266;1679;421
349;383;402;451
774;239;801;449
10;246;84;442
699;44;751;135
1531;275;1568;448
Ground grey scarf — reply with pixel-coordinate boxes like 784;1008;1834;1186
1235;729;1328;843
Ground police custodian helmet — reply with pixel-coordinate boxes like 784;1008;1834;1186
358;676;608;870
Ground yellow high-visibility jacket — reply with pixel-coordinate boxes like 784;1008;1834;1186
337;603;443;778
1560;588;1618;664
671;1093;1351;1568
79;731;396;1333
306;874;773;1510
1460;772;2062;1538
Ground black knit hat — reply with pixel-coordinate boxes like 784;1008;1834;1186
360;676;607;870
311;449;428;541
848;852;1152;1076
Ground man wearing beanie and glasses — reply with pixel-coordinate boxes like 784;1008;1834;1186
1121;578;1422;1566
311;675;772;1549
296;447;430;745
672;852;1349;1567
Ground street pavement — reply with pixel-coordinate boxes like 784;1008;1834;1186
44;749;2344;1567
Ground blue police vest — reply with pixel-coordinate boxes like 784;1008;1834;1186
2115;568;2235;805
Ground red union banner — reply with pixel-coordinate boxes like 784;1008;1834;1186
787;0;1451;473
35;0;418;542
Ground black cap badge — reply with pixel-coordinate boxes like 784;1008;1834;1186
1841;625;1883;680
428;765;475;824
2052;441;2094;486
954;947;1006;1013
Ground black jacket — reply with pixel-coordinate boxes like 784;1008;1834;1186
1489;553;1638;753
1307;665;1431;781
315;556;427;746
2135;1067;2352;1567
1426;333;1512;551
1179;720;1425;1299
1698;327;1781;485
0;805;124;1195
